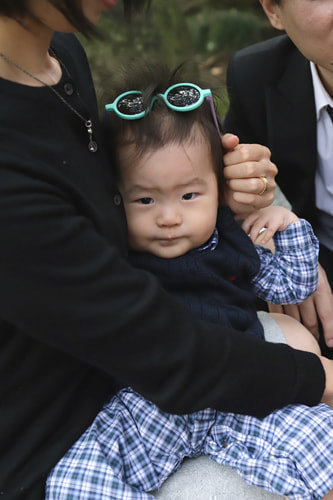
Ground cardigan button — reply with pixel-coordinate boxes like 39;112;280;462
64;82;74;96
113;194;122;206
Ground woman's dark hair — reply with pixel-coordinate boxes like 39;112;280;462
104;60;225;196
123;0;151;20
0;0;150;35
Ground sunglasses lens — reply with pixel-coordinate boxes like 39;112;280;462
117;94;144;116
166;86;200;108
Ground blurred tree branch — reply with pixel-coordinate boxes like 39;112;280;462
80;0;277;114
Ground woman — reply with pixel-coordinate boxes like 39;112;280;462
0;1;331;499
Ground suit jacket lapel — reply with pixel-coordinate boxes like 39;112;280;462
265;48;318;219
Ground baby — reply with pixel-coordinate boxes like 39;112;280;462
46;62;333;500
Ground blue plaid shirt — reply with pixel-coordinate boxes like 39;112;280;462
200;219;319;306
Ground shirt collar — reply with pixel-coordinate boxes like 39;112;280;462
310;61;333;120
197;227;218;252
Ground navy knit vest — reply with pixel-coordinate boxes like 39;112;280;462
129;206;264;339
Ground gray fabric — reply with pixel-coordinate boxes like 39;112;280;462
273;184;291;210
152;456;284;499
258;310;288;344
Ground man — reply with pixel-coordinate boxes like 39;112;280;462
224;0;333;352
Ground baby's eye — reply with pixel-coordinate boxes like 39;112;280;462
182;192;196;201
137;197;154;205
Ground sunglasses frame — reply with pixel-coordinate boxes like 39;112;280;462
105;83;221;136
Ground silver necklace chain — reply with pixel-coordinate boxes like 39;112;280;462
0;50;98;153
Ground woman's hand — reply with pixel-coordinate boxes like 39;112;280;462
222;133;277;217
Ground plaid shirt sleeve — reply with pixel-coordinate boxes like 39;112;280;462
252;219;319;305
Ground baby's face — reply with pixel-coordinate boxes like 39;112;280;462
118;138;219;259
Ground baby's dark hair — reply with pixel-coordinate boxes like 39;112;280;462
104;60;224;195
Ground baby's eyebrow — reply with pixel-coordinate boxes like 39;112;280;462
125;177;207;195
171;176;206;186
178;178;207;189
125;184;155;194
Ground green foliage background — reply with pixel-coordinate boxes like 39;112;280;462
79;0;278;116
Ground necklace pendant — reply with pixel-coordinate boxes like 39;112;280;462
85;120;98;153
88;140;98;153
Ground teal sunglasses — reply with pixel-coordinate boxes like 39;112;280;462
105;83;221;136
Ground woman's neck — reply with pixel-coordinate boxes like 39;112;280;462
0;17;61;86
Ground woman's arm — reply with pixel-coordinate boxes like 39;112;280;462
0;158;325;418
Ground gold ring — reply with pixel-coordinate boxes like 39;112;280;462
257;176;269;196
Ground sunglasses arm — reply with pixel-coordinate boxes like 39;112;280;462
206;95;222;137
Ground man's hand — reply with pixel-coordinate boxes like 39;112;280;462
269;263;333;346
222;133;277;217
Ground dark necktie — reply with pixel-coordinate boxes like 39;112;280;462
327;105;333;123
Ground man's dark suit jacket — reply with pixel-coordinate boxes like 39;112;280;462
224;34;318;229
224;35;333;350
